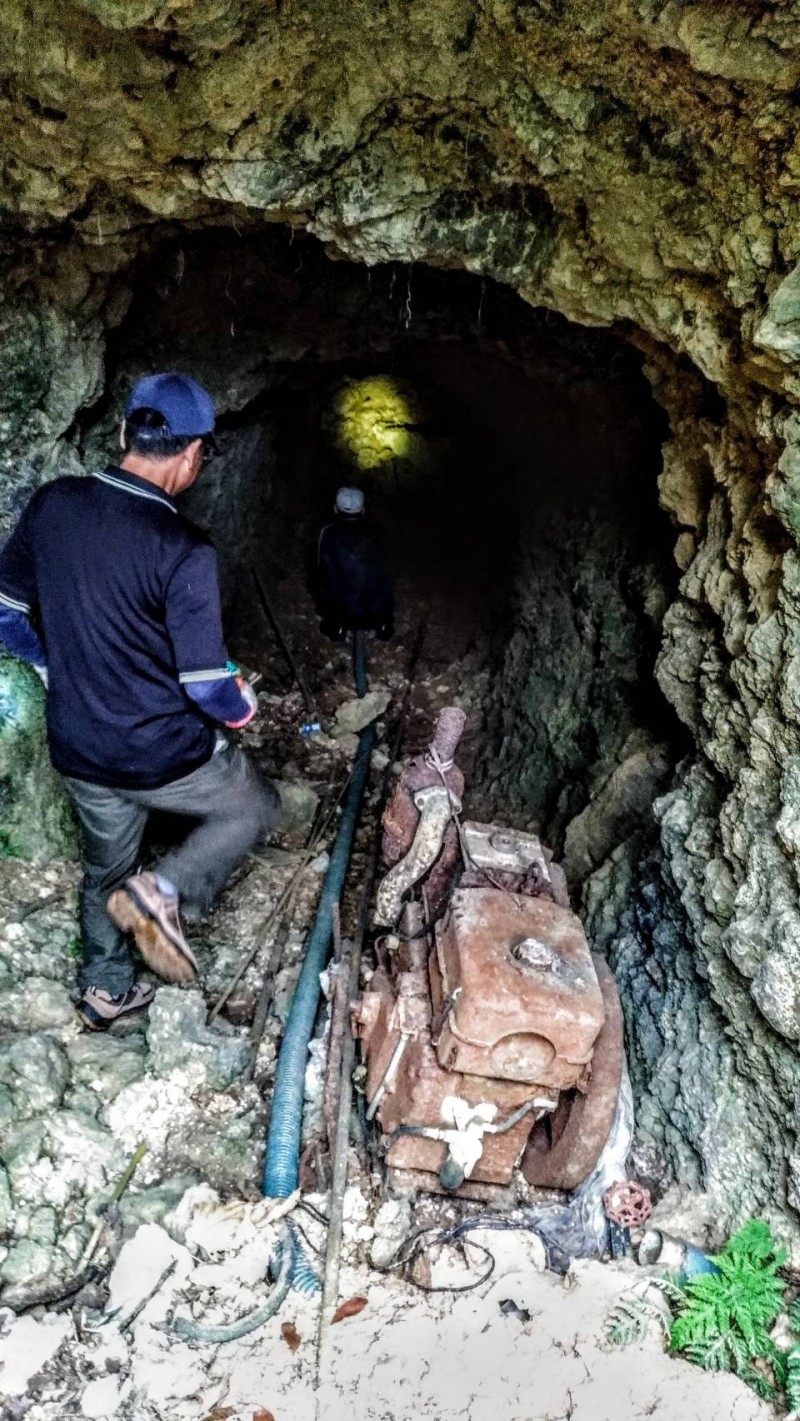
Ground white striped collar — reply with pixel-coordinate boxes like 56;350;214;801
178;668;233;683
93;468;177;514
0;589;31;614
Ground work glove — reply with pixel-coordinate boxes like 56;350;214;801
224;676;259;730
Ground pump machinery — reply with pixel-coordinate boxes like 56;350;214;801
356;708;624;1201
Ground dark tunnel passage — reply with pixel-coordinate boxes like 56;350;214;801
79;225;684;883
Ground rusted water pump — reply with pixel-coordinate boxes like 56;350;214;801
356;710;624;1200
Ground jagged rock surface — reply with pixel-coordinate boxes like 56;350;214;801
0;0;799;1229
0;860;274;1292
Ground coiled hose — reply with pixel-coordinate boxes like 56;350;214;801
263;630;374;1198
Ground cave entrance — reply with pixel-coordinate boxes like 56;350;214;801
82;225;682;884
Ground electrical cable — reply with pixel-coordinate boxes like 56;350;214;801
381;1100;540;1153
299;1198;329;1227
386;1213;552;1295
388;1224;496;1293
290;1217;325;1259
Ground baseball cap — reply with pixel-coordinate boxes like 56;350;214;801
125;371;216;438
335;487;365;514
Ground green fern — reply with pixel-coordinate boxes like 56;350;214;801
682;1331;748;1374
658;1274;689;1310
607;1295;654;1346
0;829;21;857
668;1219;787;1400
738;1364;777;1403
786;1342;800;1414
607;1284;672;1348
606;1220;800;1404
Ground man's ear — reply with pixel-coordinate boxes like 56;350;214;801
177;439;203;489
119;419;126;451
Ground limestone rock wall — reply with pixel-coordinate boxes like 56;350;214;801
1;0;800;1223
0;659;74;860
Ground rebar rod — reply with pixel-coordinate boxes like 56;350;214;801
316;623;426;1375
251;566;315;716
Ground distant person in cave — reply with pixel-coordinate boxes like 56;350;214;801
314;486;395;643
0;372;280;1031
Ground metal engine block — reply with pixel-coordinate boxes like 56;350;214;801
357;820;612;1197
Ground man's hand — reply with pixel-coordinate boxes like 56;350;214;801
225;675;258;729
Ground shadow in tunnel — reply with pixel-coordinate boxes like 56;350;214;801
77;223;683;847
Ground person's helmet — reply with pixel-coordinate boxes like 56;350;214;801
335;487;365;515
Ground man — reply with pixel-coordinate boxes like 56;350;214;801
0;371;280;1030
315;487;394;642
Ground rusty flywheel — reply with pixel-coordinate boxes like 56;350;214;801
520;956;624;1192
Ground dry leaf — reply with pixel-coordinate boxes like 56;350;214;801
253;1411;276;1421
332;1295;368;1323
203;1409;235;1421
281;1320;301;1352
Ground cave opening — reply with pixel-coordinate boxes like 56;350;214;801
80;223;684;890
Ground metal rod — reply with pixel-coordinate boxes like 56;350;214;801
365;1033;410;1121
316;622;426;1377
119;1258;177;1332
251;565;315;716
208;858;307;1023
322;943;351;1157
79;1141;147;1268
208;775;352;1024
317;831;380;1356
352;629;368;699
242;902;296;1085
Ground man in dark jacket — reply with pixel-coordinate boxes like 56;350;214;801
315;487;394;642
0;371;280;1030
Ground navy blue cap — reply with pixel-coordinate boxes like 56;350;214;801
125;371;216;438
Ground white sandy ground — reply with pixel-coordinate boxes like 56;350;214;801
0;1196;772;1421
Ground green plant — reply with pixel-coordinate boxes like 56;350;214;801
607;1286;672;1347
608;1220;800;1406
0;828;21;857
668;1219;786;1400
785;1334;800;1415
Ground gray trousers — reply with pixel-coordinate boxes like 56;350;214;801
63;743;280;996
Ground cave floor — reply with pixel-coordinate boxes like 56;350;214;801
0;1228;771;1421
0;650;769;1419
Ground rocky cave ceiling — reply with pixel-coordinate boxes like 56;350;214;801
3;0;800;1227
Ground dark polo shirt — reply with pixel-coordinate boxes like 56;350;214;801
0;467;234;788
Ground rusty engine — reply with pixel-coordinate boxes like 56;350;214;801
356;708;624;1200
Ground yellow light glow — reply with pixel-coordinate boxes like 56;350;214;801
333;376;415;471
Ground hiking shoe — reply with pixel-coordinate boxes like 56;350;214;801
107;872;198;983
77;982;156;1032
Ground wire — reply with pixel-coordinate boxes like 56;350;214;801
388;1224;496;1293
414;1241;495;1294
393;914;437;942
290;1217;324;1259
381;1100;539;1153
386;1214;550;1295
299;1198;329;1227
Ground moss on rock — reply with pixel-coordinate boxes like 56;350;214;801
0;658;76;860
